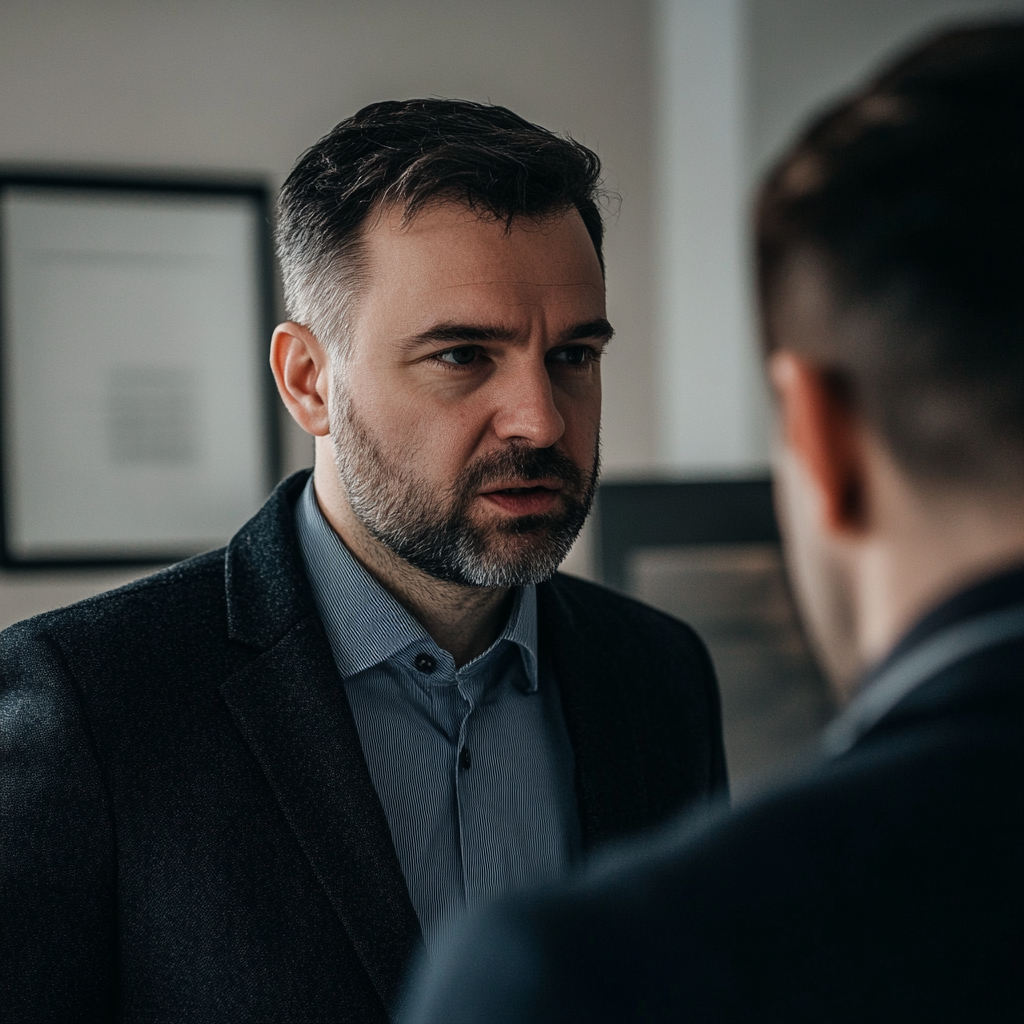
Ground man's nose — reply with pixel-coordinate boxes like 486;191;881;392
490;362;566;448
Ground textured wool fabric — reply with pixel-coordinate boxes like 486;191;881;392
0;470;726;1024
295;477;581;948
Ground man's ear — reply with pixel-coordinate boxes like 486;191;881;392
769;350;867;535
270;322;332;437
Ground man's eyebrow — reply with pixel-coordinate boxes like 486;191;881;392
561;318;615;344
407;317;615;347
409;323;520;345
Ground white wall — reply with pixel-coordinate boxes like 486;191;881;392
654;0;765;475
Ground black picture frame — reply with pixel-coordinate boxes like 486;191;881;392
0;168;279;569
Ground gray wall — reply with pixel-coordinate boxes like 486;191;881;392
2;0;1022;620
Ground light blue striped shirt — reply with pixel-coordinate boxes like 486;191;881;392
294;477;580;949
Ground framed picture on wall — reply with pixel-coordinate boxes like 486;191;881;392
0;170;279;567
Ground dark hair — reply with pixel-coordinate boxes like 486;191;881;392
276;98;605;351
756;22;1024;483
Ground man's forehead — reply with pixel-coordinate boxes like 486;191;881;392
350;200;605;333
362;200;600;273
370;197;581;236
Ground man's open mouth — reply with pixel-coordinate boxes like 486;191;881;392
492;485;555;495
478;480;564;515
479;478;563;496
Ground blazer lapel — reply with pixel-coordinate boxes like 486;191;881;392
537;577;653;851
219;472;422;1012
221;614;422;1011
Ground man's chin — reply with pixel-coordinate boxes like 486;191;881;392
465;523;581;581
453;550;565;588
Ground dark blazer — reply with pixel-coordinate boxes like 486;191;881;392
405;566;1024;1024
0;471;725;1024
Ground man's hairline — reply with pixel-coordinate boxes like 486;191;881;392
294;196;606;361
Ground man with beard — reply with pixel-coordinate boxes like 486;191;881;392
1;100;726;1024
402;25;1024;1024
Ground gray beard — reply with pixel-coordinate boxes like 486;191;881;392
329;387;599;588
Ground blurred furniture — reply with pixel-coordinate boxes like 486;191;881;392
596;480;834;795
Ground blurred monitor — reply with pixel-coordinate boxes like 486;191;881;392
597;480;834;796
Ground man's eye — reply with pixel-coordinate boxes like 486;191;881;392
437;346;479;366
550;345;594;367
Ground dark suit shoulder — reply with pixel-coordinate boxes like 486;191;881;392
408;706;1024;1024
1;587;125;1023
541;571;721;757
0;550;245;723
3;548;227;654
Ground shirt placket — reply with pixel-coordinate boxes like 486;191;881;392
414;649;475;916
454;661;489;908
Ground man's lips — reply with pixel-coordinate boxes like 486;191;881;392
477;479;563;516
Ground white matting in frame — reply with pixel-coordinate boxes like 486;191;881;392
0;175;276;565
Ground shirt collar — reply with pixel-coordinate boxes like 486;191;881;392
294;475;539;690
823;562;1024;757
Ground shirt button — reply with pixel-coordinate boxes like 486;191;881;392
459;746;472;770
414;653;436;673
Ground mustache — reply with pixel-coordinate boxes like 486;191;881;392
458;443;587;495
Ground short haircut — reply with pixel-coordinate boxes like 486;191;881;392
276;98;605;354
756;22;1024;484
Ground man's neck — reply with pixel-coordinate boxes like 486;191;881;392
312;464;513;667
854;467;1024;673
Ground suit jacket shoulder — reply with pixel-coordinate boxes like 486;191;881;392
542;570;716;674
5;548;234;675
404;619;1024;1024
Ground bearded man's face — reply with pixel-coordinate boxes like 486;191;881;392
324;201;609;586
331;383;599;586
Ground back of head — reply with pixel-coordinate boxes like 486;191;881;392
757;22;1024;487
276;98;605;353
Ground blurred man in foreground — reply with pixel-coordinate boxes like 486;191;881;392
405;24;1024;1022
